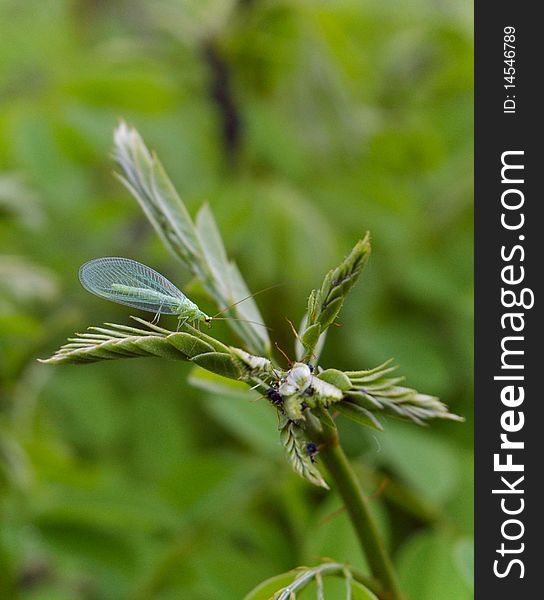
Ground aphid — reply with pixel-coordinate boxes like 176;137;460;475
266;387;283;407
305;442;319;463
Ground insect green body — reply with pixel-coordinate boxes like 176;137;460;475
79;258;212;327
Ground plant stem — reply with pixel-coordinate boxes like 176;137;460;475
306;411;403;600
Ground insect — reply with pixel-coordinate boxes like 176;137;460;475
305;442;319;463
79;257;272;331
79;257;214;328
266;387;284;407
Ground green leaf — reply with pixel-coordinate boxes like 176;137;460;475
299;235;371;363
306;491;389;576
244;563;379;600
344;359;397;381
453;537;474;591
318;369;352;391
335;401;383;431
113;122;201;266
39;322;190;365
343;360;463;425
397;531;472;600
40;319;246;384
243;572;297;600
190;352;241;379
295;314;328;363
195;204;269;354
226;261;271;354
374;422;462;507
113;123;270;356
195;202;231;298
188;366;251;397
351;580;380;600
318;296;345;330
202;392;279;456
301;322;321;349
181;322;231;353
131;336;188;360
166;332;216;358
280;420;329;489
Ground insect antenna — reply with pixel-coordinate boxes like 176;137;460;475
274;341;293;367
211;317;273;331
285;317;317;363
212;283;283;318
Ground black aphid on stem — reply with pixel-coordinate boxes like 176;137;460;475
305;442;319;463
266;387;283;407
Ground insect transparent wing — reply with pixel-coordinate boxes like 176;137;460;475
79;257;187;314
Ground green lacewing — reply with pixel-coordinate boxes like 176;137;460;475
79;257;212;326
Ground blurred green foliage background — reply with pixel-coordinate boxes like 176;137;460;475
0;1;473;598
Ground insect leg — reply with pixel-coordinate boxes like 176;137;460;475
151;300;165;325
